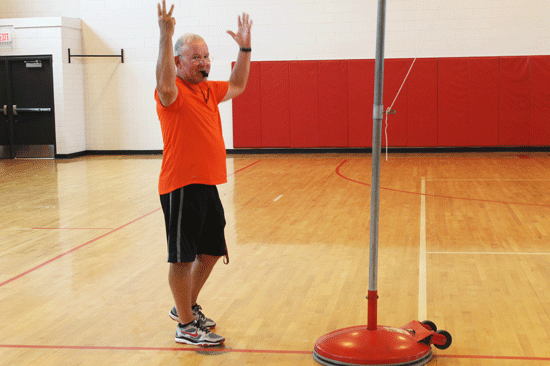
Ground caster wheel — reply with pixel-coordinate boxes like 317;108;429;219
433;330;452;350
421;320;437;331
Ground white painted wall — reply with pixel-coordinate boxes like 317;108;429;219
2;0;549;152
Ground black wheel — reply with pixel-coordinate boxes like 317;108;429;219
433;330;452;350
421;320;437;331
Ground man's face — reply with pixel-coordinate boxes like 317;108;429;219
176;40;211;83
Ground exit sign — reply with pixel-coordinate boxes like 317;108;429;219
0;26;14;47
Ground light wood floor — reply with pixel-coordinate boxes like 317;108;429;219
1;152;550;365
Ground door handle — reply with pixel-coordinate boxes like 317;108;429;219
16;108;52;112
2;105;6;116
12;105;51;115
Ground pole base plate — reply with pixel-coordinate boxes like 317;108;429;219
313;325;433;366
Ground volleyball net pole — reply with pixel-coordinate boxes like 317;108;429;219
367;0;386;331
313;1;452;363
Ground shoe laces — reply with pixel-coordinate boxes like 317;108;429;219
193;319;211;334
193;304;207;322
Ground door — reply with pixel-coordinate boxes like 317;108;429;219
0;60;10;158
0;56;56;158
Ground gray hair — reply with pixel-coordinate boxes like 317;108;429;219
174;33;205;56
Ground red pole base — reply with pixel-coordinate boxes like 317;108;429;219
367;290;378;330
314;325;432;366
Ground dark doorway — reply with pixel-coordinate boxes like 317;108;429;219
1;55;56;158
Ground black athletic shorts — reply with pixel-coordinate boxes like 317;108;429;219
160;184;227;263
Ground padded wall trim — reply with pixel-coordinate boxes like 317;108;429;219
290;61;319;147
530;56;550;145
468;57;500;146
407;58;438;147
260;61;290;147
438;57;469;146
348;59;375;147
382;59;412;147
233;56;550;149
499;57;530;146
232;61;261;147
318;60;349;147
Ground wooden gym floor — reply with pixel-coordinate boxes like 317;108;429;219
1;152;550;365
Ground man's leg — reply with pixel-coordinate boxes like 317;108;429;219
169;262;195;324
191;254;221;305
170;259;225;346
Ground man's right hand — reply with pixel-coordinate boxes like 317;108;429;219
156;0;178;107
158;0;175;38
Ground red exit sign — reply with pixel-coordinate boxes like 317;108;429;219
0;32;11;42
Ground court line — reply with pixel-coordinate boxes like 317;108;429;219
426;178;550;181
0;343;310;355
1;344;550;362
228;160;261;176
335;160;550;208
436;354;550;361
0;160;262;289
28;161;262;231
418;178;427;321
32;228;114;230
0;209;161;288
273;195;283;202
428;251;550;256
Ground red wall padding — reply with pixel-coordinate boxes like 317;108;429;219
438;58;469;146
232;62;261;147
383;59;412;147
289;61;319;147
233;56;550;149
348;59;375;147
318;60;349;147
499;57;530;146
530;56;550;145
260;62;290;147
468;57;500;146
407;58;438;147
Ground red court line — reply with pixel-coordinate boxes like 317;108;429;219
335;160;550;208
32;228;114;230
0;344;310;355
228;160;261;176
1;344;550;362
1;160;261;289
0;209;160;288
436;354;550;361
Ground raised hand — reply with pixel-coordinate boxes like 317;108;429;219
227;13;252;48
158;0;175;38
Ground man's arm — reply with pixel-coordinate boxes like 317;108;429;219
222;13;253;102
156;1;178;107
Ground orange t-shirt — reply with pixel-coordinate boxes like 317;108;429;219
155;78;229;195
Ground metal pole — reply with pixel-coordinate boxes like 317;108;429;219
367;0;386;331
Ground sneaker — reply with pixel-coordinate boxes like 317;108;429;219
169;306;179;322
192;304;217;328
169;304;216;328
175;320;225;346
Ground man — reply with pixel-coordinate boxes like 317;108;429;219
155;0;252;346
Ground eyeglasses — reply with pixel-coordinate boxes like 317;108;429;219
179;54;212;65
